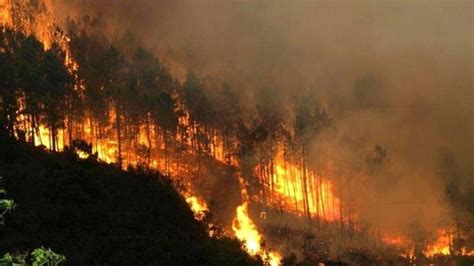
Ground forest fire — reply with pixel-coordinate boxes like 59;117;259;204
425;230;450;257
184;193;209;221
382;229;462;259
269;155;340;221
1;0;473;265
233;175;282;265
233;202;261;255
233;202;282;266
0;0;10;25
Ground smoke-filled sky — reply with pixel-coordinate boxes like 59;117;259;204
50;0;472;85
48;0;473;234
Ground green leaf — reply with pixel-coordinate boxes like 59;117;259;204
31;248;66;266
0;252;27;266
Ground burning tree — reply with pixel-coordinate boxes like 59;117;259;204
1;0;473;265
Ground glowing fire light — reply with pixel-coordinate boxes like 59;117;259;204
0;0;11;25
233;175;281;265
5;0;213;231
185;194;208;221
233;202;261;255
383;229;457;258
383;236;404;246
232;202;282;265
425;229;450;257
9;1;471;263
261;151;341;221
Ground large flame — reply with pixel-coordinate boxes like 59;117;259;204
383;228;473;258
425;229;451;257
184;192;209;221
0;0;11;25
256;151;341;221
233;175;281;265
4;1;472;263
233;202;261;255
4;0;213;228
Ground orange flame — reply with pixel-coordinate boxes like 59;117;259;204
184;193;209;221
0;0;11;25
425;229;450;257
233;202;261;255
257;151;341;221
233;175;281;265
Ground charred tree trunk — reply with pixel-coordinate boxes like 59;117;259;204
89;111;94;150
339;174;344;234
301;147;310;220
456;221;462;255
50;124;57;152
8;106;15;137
67;112;73;146
30;114;36;146
319;176;326;220
270;159;275;205
164;129;169;176
146;113;152;169
116;105;123;168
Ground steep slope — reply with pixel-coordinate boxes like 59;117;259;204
0;133;259;265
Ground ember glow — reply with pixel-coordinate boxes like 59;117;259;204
1;0;473;265
268;154;340;221
0;0;10;25
425;230;451;257
1;0;213;226
383;229;457;259
233;175;282;265
233;202;261;255
233;202;282;266
184;193;209;221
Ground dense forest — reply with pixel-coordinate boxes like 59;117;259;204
1;0;473;265
0;9;343;225
0;131;260;265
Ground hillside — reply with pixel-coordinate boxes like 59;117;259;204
0;133;259;265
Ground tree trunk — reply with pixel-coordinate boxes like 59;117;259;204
339;174;344;234
8;105;15;136
51;124;57;152
146;113;151;169
164;130;169;175
116;105;122;168
301;145;311;220
30;114;36;146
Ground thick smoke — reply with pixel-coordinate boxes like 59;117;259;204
48;0;472;247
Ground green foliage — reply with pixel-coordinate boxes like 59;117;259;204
0;252;27;266
31;248;66;266
0;199;15;224
0;248;65;266
0;176;65;266
0;177;15;225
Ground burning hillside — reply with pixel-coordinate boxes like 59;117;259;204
1;0;473;265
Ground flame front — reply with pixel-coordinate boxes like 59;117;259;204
233;202;261;255
0;0;10;25
184;193;208;221
425;229;450;257
233;202;282;266
233;175;281;265
271;158;340;220
3;1;473;264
